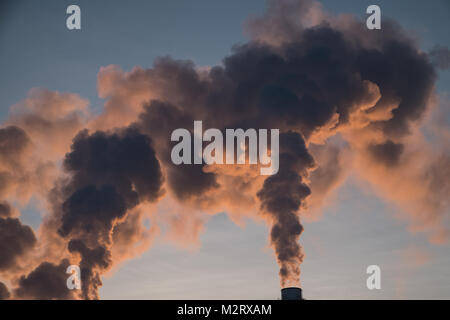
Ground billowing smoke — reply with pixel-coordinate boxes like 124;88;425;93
48;127;163;299
14;260;73;299
0;0;448;297
122;0;439;286
0;282;10;300
257;132;314;286
0;201;13;218
0;126;164;299
0;215;36;271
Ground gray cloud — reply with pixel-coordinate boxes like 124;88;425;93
14;260;73;300
429;45;450;70
0;282;10;300
0;216;36;271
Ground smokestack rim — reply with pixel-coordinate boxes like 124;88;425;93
281;287;303;300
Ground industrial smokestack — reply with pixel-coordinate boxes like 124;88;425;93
281;287;303;300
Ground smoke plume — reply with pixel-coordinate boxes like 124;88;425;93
50;127;164;299
257;132;314;286
0;0;448;297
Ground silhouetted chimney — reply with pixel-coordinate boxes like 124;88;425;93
281;287;303;300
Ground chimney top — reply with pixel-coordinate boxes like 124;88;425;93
281;287;303;300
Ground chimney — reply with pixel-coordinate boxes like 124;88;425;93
281;287;303;300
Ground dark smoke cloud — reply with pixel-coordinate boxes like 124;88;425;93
51;126;163;299
59;184;128;243
357;41;436;137
115;0;438;286
133;20;433;142
257;132;314;286
14;259;73;300
429;45;450;70
125;2;435;284
1;0;446;297
63;128;163;205
137;100;219;201
68;239;111;300
0;201;12;217
0;282;10;300
12;127;164;299
0;215;36;271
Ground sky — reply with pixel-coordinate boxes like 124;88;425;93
0;0;449;299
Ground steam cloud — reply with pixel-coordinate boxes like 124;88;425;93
0;0;448;297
